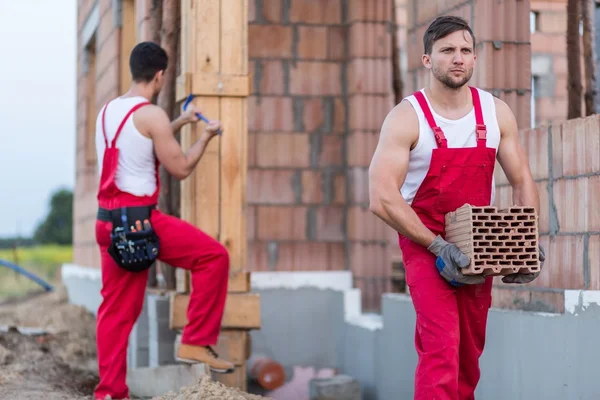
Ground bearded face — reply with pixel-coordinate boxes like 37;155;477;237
423;30;476;90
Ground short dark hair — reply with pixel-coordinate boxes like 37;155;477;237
129;42;168;83
423;16;475;55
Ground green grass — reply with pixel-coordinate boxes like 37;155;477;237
0;245;73;298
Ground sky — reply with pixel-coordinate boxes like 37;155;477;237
0;1;77;237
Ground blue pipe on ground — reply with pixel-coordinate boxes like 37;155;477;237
0;259;54;292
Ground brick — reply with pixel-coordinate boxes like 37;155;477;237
491;287;565;313
248;0;256;22
348;22;391;58
303;99;325;133
333;98;346;133
333;173;346;204
289;0;342;24
538;12;567;34
347;131;378;167
349;242;387;277
348;167;369;205
257;206;307;240
297;27;327;60
262;0;282;23
475;42;528;92
589;235;600;290
276;242;341;271
445;204;541;276
552;116;600;177
535;235;586;289
328;27;347;61
553;176;600;233
347;59;392;95
553;56;568;75
520;126;549;180
536;97;568;127
248;132;257;167
349;95;390;130
315;207;345;241
247;242;269;271
318;135;343;166
246;206;257;241
256;133;310;167
531;32;565;55
254;61;285;95
249;25;293;58
289;62;342;95
247;169;297;204
531;1;568;12
347;206;389;241
302;171;323;204
248;97;294;131
348;0;393;22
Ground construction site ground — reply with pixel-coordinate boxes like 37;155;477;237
0;286;268;400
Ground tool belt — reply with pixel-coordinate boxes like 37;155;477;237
97;205;160;273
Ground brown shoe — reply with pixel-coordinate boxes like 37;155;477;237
176;343;235;373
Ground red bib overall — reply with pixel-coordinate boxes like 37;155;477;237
398;87;495;400
94;100;230;400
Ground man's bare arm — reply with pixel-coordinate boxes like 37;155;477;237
494;98;540;213
135;105;220;180
368;101;437;248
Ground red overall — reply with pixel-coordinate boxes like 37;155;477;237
94;100;230;400
398;87;495;400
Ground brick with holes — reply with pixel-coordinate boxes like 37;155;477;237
444;204;541;276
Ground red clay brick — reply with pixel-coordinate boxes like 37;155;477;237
247;169;297;204
347;131;378;167
531;1;568;12
328;243;346;269
247;242;269;271
246;206;257;241
333;98;346;133
248;97;294;132
328;27;347;61
276;242;330;271
247;133;257;167
333;173;346;205
348;59;392;95
553;116;600;177
349;242;387;277
257;206;307;240
249;25;293;58
491;287;565;313
589;235;600;290
302;171;323;204
520;126;549;180
318;135;344;166
348;0;393;22
349;95;391;130
289;62;342;95
538;11;567;34
262;0;282;23
256;61;285;94
536;235;586;289
303;98;325;133
289;0;342;24
531;32;566;55
255;133;310;167
348;22;391;58
297;27;328;59
315;207;345;241
553;176;600;233
248;0;256;22
347;206;390;241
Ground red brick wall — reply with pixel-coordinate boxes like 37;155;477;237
404;0;532;129
493;115;600;313
530;0;569;127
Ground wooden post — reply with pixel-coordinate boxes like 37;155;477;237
174;0;255;390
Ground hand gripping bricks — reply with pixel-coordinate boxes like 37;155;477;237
444;204;541;276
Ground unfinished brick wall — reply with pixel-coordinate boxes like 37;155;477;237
530;0;568;127
404;0;532;129
74;0;153;269
493;114;600;313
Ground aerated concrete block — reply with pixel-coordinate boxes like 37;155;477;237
128;293;149;368
309;375;361;400
445;204;540;276
147;293;177;367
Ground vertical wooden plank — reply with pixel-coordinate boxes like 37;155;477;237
219;0;248;272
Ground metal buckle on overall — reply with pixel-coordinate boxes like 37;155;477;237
476;124;487;140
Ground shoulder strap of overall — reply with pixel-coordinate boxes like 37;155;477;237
412;90;447;148
107;101;153;148
469;87;487;148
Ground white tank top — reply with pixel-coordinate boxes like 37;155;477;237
401;87;501;205
95;96;157;196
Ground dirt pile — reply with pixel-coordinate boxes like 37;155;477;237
152;375;271;400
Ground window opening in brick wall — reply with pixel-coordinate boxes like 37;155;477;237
85;38;97;165
120;0;137;93
530;11;539;34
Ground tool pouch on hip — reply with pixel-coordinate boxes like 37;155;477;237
107;207;160;273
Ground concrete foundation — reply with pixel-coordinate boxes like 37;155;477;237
62;264;600;399
126;364;208;398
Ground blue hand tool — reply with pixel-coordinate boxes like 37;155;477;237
182;94;223;135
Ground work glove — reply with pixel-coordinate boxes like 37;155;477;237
501;245;545;284
427;235;486;287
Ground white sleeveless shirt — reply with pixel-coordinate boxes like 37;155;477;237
401;87;501;205
95;96;157;196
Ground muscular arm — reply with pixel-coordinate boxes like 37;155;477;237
494;98;540;213
368;101;437;248
134;105;212;180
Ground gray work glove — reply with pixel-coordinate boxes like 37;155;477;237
427;235;485;287
502;245;545;284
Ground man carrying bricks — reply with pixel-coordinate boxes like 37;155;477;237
368;16;545;400
93;42;234;400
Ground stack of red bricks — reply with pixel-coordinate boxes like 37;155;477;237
445;204;541;276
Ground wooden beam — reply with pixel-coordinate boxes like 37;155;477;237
175;270;251;293
176;73;251;101
169;292;260;330
214;330;251;365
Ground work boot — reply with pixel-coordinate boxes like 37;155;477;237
176;343;235;373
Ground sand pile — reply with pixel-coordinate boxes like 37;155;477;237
152;375;271;400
